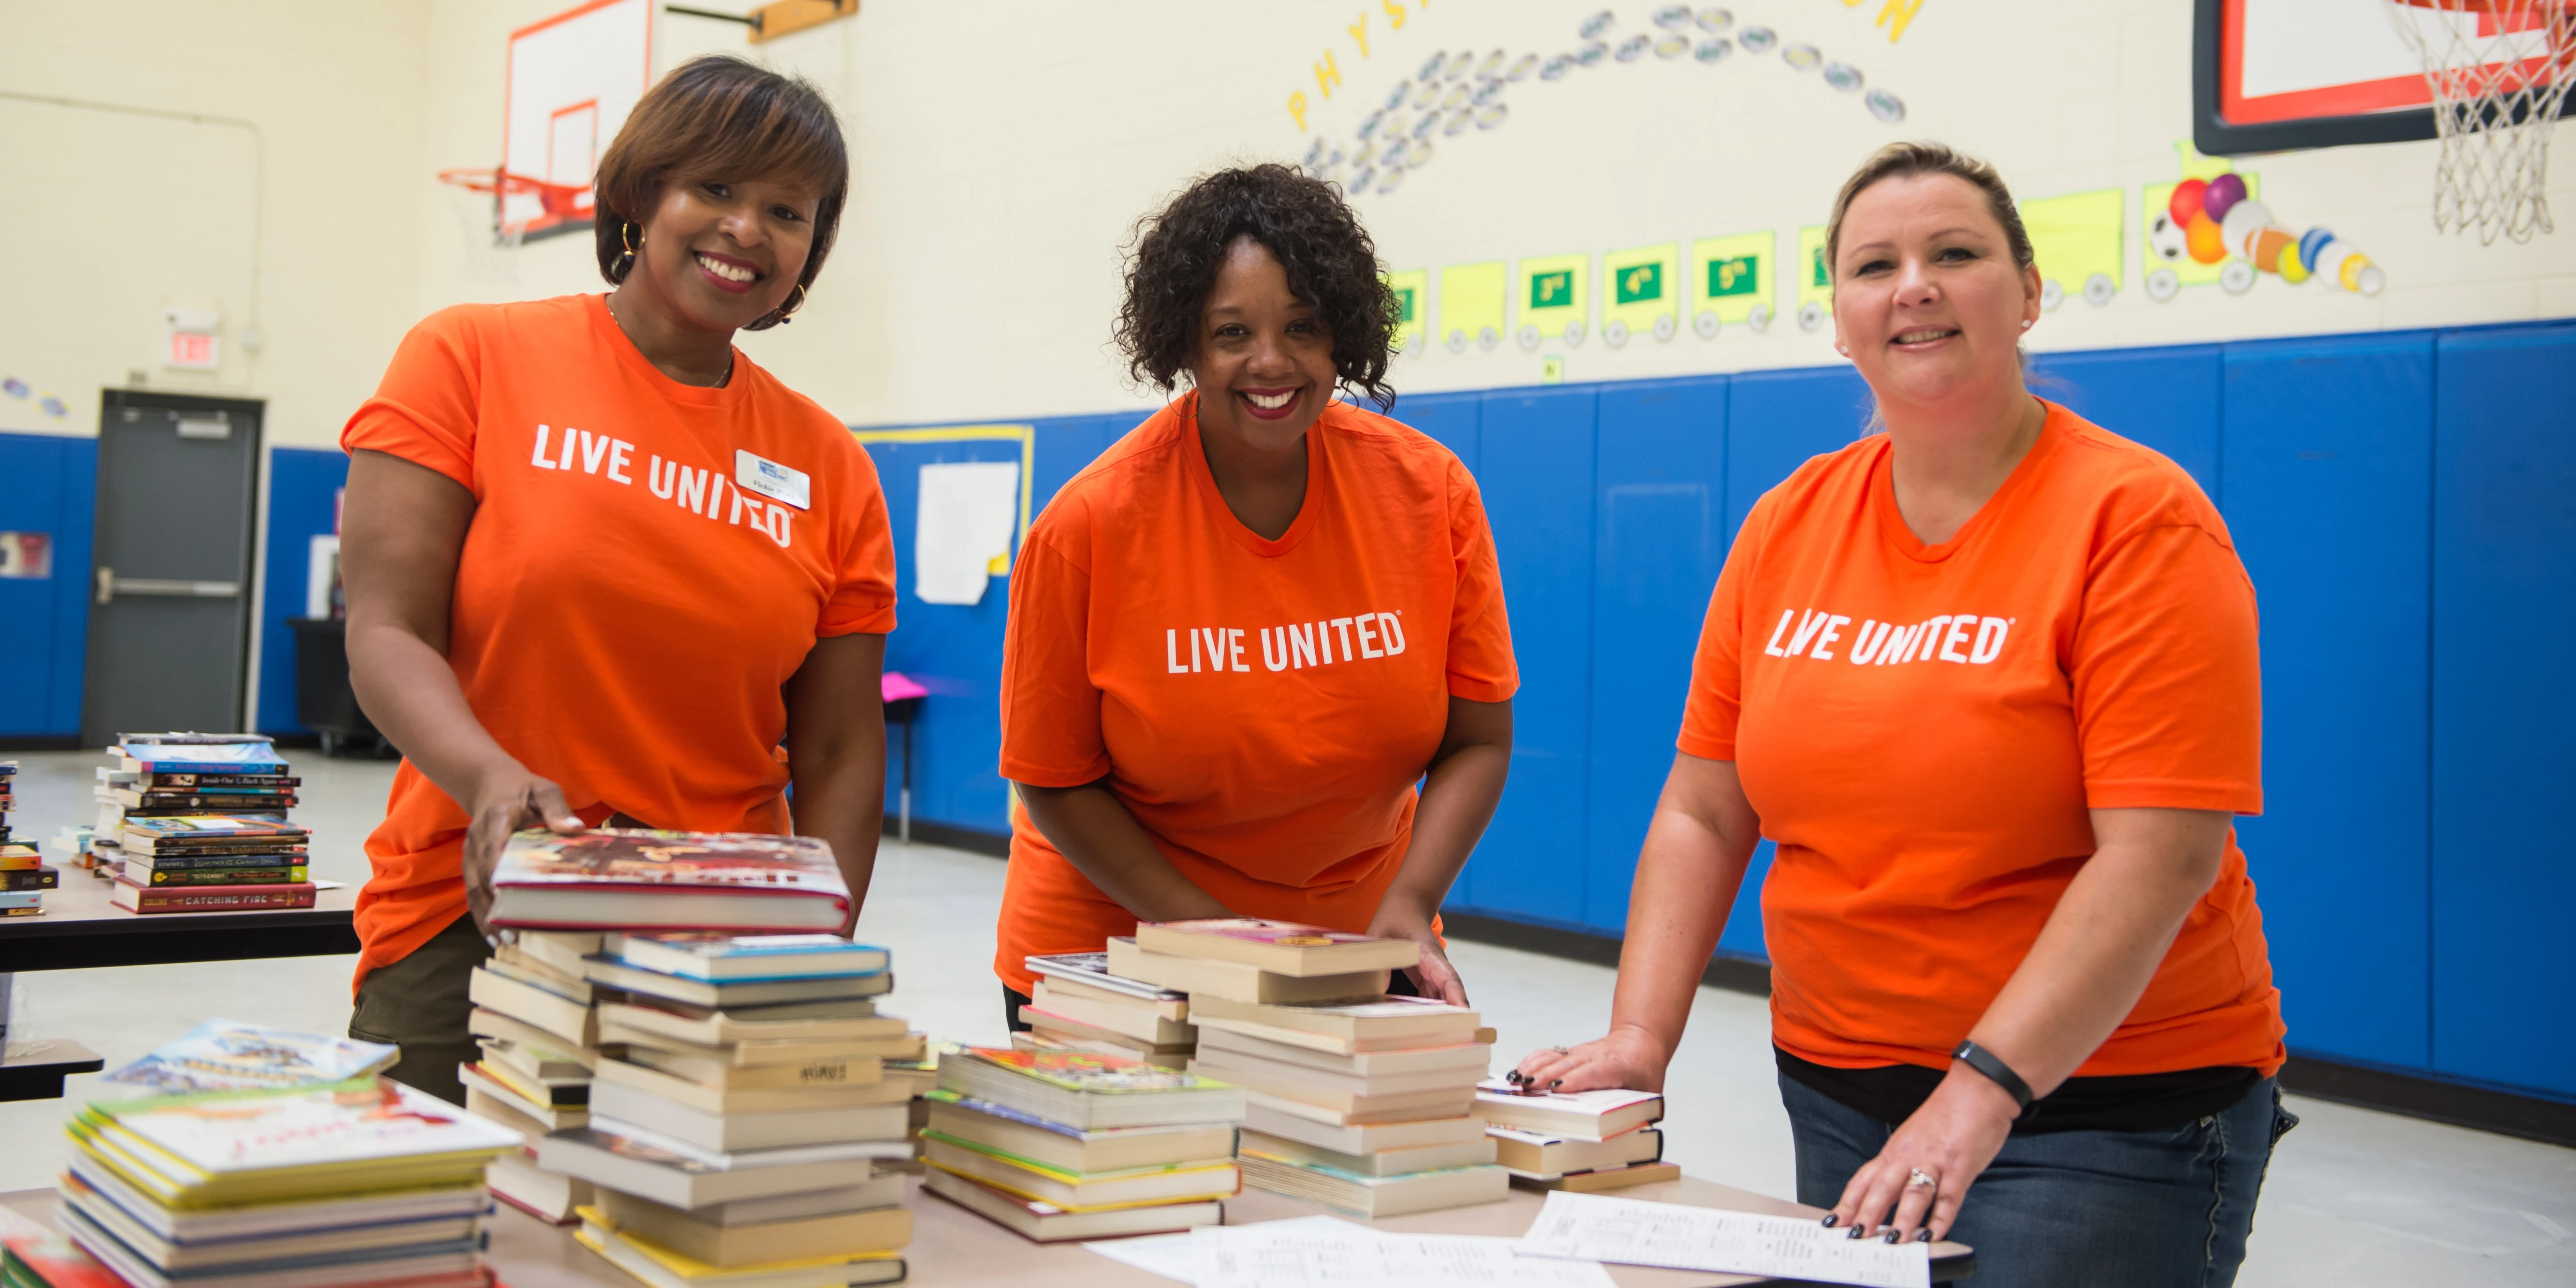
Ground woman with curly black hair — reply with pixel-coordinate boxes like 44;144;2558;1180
991;163;1517;1023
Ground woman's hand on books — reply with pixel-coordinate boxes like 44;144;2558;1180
460;767;586;934
1510;1023;1668;1093
1367;901;1468;1006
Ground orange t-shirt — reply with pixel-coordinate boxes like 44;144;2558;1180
340;294;897;988
1678;400;2284;1078
992;392;1518;994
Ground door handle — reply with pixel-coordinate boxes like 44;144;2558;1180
94;568;239;602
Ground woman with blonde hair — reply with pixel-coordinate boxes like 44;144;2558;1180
1514;142;2294;1286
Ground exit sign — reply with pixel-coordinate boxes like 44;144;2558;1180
167;330;218;369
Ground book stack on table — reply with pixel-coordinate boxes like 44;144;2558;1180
533;931;920;1288
103;735;311;913
1475;1081;1674;1193
55;1078;518;1288
1019;952;1196;1069
920;1045;1245;1243
463;930;609;1223
1116;918;1508;1218
0;760;54;918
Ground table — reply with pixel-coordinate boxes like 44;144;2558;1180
0;870;358;1099
0;867;360;973
3;1174;1973;1287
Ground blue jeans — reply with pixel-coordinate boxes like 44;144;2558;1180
1780;1072;2295;1288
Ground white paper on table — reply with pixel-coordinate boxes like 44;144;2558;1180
1516;1191;1931;1288
1085;1216;1367;1285
912;461;1020;606
1193;1222;1617;1288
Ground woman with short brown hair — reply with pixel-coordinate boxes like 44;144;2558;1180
339;55;895;1104
1516;143;2294;1287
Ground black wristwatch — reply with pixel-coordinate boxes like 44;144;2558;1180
1953;1039;2036;1116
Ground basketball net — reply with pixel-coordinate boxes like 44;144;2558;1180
2389;0;2576;243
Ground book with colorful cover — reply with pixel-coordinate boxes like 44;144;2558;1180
2;1224;127;1288
489;829;849;932
938;1046;1244;1131
1131;918;1421;976
109;879;316;913
104;1021;398;1094
71;1078;518;1206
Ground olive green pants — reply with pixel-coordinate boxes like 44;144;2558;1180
349;913;492;1105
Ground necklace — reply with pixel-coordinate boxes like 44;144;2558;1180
605;295;734;388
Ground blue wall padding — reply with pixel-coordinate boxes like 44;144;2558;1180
256;448;351;735
2225;333;2438;1074
2033;346;2226;502
1394;391;1483;472
2429;322;2576;1096
1464;387;1601;930
1723;368;1871;539
1585;381;1731;943
0;432;96;738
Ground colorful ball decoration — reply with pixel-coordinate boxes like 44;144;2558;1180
2167;178;2208;226
2186;211;2227;264
2202;173;2249;223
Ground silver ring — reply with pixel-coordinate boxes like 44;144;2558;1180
1907;1168;1937;1190
1550;1045;1571;1054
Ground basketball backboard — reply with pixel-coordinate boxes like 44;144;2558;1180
453;0;653;242
2195;0;2570;153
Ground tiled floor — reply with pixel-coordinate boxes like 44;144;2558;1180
2;748;2569;1283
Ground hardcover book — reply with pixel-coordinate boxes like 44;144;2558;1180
489;829;849;931
109;879;316;914
1132;918;1421;976
103;1020;397;1093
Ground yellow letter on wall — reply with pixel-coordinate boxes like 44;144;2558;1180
1348;12;1369;57
1315;49;1342;98
1288;90;1309;131
1382;0;1406;28
1876;0;1925;42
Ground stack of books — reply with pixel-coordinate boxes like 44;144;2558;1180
462;929;608;1223
104;735;310;913
1;760;51;918
535;931;918;1285
57;1078;517;1288
1119;918;1508;1218
921;1045;1245;1242
1473;1080;1673;1192
1020;952;1195;1068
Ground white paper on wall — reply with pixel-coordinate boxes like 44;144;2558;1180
912;460;1020;606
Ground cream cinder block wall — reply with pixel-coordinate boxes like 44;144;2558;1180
404;0;2574;432
0;0;432;447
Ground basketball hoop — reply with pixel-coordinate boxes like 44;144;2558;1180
2388;0;2576;243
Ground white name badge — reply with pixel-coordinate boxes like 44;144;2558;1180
735;450;811;511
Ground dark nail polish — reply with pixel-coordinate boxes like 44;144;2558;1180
1820;1214;1838;1228
1846;1226;1865;1240
1548;1079;1563;1089
1917;1229;1933;1243
1883;1231;1901;1244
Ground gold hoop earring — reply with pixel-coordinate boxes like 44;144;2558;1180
777;282;808;324
616;222;640;278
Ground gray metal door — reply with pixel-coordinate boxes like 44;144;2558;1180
82;391;262;744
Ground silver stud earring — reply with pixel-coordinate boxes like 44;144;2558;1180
1836;345;1849;355
2021;318;2034;330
